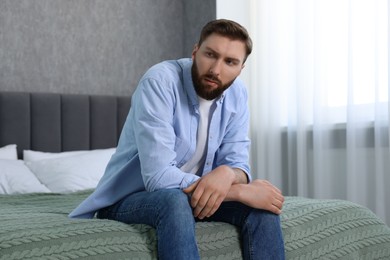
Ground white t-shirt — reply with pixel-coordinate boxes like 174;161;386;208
180;96;215;175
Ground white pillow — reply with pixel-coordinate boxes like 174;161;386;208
25;148;115;193
0;159;51;194
0;144;18;160
23;149;88;162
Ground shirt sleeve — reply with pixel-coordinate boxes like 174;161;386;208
131;77;200;191
213;86;252;182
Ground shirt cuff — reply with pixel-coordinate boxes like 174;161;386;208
180;174;200;189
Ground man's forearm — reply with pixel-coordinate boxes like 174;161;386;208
225;168;248;202
232;168;249;185
225;183;245;202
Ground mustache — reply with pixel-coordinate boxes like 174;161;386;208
204;73;221;85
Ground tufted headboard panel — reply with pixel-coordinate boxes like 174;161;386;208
0;92;131;158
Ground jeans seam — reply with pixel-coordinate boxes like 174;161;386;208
245;218;254;260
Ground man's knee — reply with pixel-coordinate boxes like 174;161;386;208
249;209;282;231
154;189;195;228
157;189;192;212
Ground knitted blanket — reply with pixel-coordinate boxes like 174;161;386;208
1;191;389;259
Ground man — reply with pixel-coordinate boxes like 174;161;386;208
70;19;285;259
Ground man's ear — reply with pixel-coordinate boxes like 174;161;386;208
191;44;199;59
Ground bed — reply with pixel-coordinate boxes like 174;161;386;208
1;91;390;259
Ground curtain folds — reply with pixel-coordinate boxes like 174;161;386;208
246;0;390;225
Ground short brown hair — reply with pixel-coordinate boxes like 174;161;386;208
198;19;253;62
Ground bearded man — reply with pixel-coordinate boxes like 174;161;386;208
70;19;285;260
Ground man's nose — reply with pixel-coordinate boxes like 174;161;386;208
210;60;222;76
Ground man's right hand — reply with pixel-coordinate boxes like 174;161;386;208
183;165;236;219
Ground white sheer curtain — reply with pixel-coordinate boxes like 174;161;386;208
218;0;390;225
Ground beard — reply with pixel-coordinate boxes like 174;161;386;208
191;58;235;100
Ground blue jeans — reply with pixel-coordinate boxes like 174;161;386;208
97;189;285;260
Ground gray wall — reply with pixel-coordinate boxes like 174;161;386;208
0;0;215;96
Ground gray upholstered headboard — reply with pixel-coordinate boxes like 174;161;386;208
0;92;131;159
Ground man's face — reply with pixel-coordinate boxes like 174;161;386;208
191;33;246;100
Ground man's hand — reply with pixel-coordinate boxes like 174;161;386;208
183;165;236;219
229;179;284;215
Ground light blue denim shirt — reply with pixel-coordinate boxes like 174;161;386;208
69;58;251;219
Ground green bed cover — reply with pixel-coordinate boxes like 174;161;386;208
1;191;390;260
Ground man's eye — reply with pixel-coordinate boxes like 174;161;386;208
226;60;237;66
